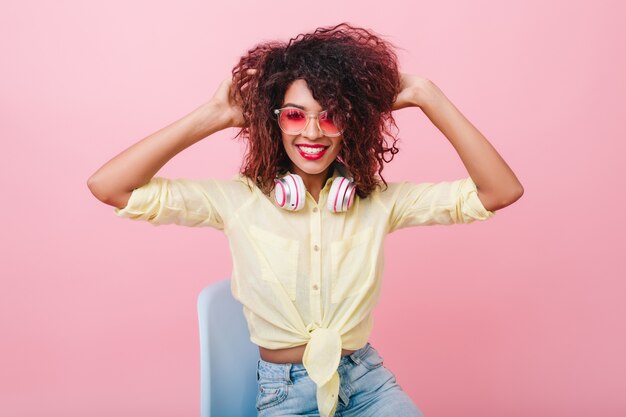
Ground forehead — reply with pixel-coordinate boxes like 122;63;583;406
282;79;323;111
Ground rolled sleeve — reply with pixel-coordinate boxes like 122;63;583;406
388;176;495;232
113;177;225;229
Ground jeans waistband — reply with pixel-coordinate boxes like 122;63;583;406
257;342;373;382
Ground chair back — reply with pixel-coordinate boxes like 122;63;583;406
197;278;259;417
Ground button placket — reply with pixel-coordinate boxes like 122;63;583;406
309;204;322;322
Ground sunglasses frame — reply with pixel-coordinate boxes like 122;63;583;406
273;106;348;137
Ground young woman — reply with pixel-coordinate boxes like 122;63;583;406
88;22;523;417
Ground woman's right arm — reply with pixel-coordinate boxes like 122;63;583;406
87;75;246;210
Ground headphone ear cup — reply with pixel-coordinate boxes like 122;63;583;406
274;173;306;211
327;176;356;213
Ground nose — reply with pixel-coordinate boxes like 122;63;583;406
302;114;324;139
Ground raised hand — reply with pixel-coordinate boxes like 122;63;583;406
209;69;257;128
392;72;432;111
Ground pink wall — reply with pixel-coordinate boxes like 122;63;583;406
2;0;625;416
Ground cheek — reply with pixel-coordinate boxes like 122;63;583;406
280;138;291;153
333;140;343;154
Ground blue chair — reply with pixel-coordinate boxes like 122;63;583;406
197;278;260;417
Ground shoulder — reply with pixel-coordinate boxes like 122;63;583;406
188;174;256;190
209;174;267;206
367;179;405;200
352;180;406;215
228;173;262;194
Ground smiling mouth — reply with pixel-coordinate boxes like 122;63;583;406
296;144;330;155
295;144;329;160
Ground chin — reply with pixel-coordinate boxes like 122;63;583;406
297;163;331;175
290;157;335;175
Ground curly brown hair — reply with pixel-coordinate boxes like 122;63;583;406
230;22;402;198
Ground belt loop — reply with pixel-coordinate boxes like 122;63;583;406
284;362;293;382
349;349;361;365
350;342;370;364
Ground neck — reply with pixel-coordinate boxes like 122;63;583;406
290;165;334;202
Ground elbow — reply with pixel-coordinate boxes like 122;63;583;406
496;187;524;210
87;176;126;208
87;176;106;202
510;184;524;203
87;175;99;190
506;187;524;206
478;186;524;212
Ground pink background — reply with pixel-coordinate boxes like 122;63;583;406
2;0;625;416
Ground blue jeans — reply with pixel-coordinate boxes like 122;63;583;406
255;342;425;417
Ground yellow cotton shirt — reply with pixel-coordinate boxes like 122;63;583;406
113;165;496;417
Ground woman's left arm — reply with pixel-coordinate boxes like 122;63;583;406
393;73;524;212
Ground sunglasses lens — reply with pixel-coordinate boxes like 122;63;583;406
278;108;342;135
279;108;307;133
319;112;341;135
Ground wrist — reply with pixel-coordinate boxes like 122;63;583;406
413;78;441;108
194;101;232;136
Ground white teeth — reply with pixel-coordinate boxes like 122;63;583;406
298;146;326;155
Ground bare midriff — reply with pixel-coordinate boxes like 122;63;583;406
259;344;357;364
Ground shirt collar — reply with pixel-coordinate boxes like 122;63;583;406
235;161;343;192
286;161;341;192
325;165;341;189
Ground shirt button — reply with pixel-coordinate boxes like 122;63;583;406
312;284;319;290
313;245;319;251
312;207;318;213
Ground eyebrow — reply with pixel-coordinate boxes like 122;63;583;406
282;102;326;112
282;102;305;109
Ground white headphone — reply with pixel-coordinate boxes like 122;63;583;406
273;162;356;213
